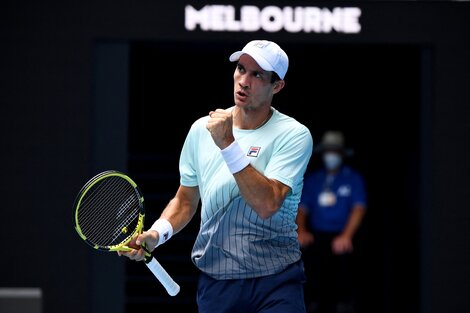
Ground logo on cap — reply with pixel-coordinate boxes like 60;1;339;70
253;41;270;49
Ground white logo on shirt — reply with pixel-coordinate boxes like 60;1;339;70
338;185;351;197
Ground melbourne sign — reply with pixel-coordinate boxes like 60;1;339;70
185;4;361;33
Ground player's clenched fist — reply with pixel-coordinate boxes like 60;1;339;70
206;109;235;149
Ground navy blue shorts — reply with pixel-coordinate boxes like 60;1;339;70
197;260;307;313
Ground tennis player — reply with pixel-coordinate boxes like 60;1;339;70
120;39;314;313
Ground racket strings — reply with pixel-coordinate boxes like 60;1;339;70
110;206;140;243
80;177;139;243
92;198;139;246
80;179;139;246
85;183;137;242
77;176;142;247
78;177;128;229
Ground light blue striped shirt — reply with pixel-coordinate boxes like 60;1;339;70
179;107;313;279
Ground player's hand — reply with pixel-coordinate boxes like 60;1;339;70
332;234;353;255
117;230;159;261
206;109;235;149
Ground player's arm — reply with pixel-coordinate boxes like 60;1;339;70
140;185;199;247
233;165;290;219
206;109;294;219
119;185;200;260
159;185;200;234
206;111;289;218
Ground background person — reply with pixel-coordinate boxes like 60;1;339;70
297;130;367;313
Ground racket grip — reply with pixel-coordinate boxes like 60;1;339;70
145;257;181;296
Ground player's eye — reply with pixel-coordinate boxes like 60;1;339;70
253;71;264;79
237;63;245;73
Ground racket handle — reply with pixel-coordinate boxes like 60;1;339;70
145;257;181;296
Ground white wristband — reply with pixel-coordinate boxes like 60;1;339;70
220;141;250;174
149;218;173;248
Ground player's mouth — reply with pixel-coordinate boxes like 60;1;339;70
236;90;248;100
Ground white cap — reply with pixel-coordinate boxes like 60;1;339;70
229;40;289;80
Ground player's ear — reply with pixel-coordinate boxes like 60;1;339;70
273;80;285;94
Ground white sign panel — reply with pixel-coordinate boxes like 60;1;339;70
185;5;361;33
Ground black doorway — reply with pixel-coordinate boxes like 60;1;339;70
126;40;423;313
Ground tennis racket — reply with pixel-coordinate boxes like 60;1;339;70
73;170;180;296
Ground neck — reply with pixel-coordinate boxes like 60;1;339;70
234;106;273;130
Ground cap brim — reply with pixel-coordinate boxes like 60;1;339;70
229;51;243;62
229;51;275;73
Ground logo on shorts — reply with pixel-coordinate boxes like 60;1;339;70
247;146;261;157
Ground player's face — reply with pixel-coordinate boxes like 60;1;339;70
233;54;278;110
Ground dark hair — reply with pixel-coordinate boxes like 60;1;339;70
270;72;281;84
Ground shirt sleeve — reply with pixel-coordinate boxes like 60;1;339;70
179;120;200;187
264;125;313;192
351;172;367;208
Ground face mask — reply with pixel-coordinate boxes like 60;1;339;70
323;152;342;170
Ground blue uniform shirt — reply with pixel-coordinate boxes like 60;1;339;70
299;165;367;233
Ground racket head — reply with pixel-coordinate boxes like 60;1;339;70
73;170;145;252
